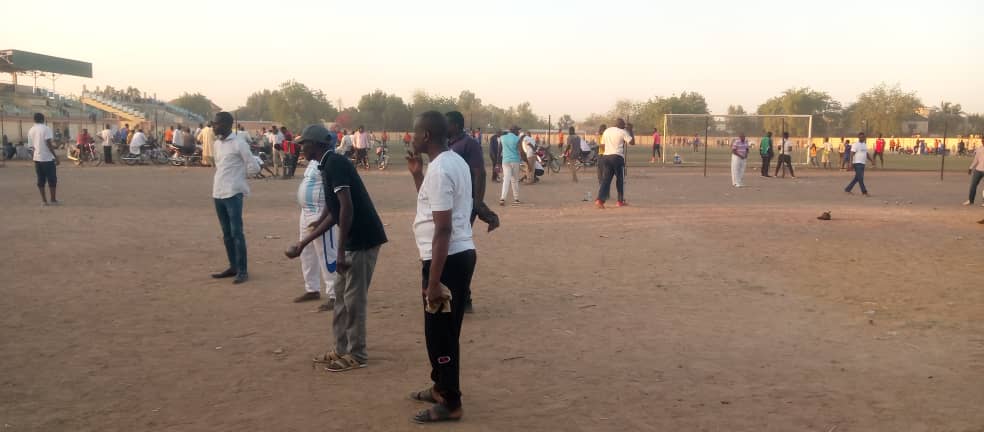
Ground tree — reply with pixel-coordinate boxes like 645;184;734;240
725;105;758;135
967;114;984;136
928;101;967;135
557;114;576;130
756;87;842;136
845;84;923;136
233;81;338;131
581;92;709;134
171;92;218;120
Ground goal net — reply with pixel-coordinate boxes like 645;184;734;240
660;114;813;168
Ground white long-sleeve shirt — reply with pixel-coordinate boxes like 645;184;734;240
212;131;260;199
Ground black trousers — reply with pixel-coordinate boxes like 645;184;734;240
597;155;625;202
422;249;476;411
761;154;772;176
104;146;113;163
969;170;984;203
774;154;794;177
652;144;662;159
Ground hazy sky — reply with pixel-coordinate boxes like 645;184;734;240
3;0;982;118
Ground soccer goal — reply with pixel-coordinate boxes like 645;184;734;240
661;114;813;173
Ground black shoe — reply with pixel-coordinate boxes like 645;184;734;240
464;300;474;314
233;273;249;284
211;268;237;279
317;298;336;312
294;292;321;303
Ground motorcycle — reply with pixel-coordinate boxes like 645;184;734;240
535;145;561;174
167;143;202;166
68;142;102;166
374;144;390;170
121;142;169;165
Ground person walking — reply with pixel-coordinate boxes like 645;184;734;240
595;118;634;208
731;133;750;187
209;112;260;284
759;132;773;177
405;111;475;424
845;132;873;196
287;124;388;372
650;127;662;164
267;127;284;178
353;125;370;169
873;134;886;168
498;126;524;206
564;126;581;182
840;138;852;171
963;141;984;206
27;113;59;206
774;131;795;178
488;131;501;183
293;134;340;311
100;124;114;164
808;143;819;167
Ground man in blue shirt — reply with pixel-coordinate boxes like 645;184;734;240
497;126;525;207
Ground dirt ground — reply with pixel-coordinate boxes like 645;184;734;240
1;160;983;432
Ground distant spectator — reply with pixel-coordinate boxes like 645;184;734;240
27;113;59;205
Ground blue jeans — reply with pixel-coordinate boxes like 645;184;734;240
214;193;247;274
845;163;867;194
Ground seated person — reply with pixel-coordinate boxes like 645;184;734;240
533;160;544;182
129;129;148;155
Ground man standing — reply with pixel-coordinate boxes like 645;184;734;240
650;127;662;164
521;131;536;184
595;118;634;209
116;123;129;156
403;131;412;150
446;111;499;313
731;133;750;187
774;131;795;178
760;132;773;177
692;133;700;153
405;111;475;424
353;125;369;169
293;132;340;311
210;112;260;284
198;122;216;167
498;126;524;206
268;126;284;178
845;132;873;196
27;113;59;206
963;140;984;206
488;131;501;183
822;137;833;169
287;124;388;372
165;126;174;146
873;134;886;168
564;126;581;182
100;124;114;164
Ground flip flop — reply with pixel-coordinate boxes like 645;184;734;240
412;404;461;424
409;388;438;404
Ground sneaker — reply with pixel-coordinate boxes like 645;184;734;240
499;200;505;207
594;199;605;209
616;201;628;207
294;292;321;303
963;200;972;206
49;200;60;206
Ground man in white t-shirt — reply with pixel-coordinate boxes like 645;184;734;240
27;113;59;205
845;132;873;196
405;111;474;424
268;127;285;177
773;131;796;178
731;133;750;187
595;118;634;208
129;129;147;156
521;132;535;183
99;124;114;164
353;126;370;169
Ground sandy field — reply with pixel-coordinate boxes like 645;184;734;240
1;159;983;432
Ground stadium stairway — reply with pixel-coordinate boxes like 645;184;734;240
80;96;147;123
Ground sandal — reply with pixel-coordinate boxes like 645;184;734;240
409;387;438;404
311;350;342;368
325;354;366;372
412;404;461;424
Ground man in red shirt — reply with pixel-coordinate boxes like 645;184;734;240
403;131;412;149
874;134;886;168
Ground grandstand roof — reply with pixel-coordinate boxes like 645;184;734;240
0;49;92;78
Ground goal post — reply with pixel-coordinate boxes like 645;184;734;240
662;114;813;168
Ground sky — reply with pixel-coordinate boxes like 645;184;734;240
3;0;982;119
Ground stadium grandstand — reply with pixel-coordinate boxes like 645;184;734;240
1;49;203;153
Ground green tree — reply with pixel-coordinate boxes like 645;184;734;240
233;81;337;131
845;84;923;136
725;105;758;135
756;87;842;136
928;101;967;135
171;92;218;120
557;114;576;130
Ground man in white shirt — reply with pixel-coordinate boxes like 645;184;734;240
129;128;147;156
773;131;796;178
197;122;216;167
822;138;833;169
210;112;260;284
405;111;474;424
845;132;873;196
99;124;114;164
521;132;535;183
596;118;634;208
27;113;59;205
266;126;285;178
353;125;369;169
731;133;750;188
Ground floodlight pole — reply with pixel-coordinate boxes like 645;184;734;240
940;120;947;181
703;117;709;177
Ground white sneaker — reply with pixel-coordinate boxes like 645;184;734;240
963;200;972;206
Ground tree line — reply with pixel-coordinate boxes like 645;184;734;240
166;81;983;137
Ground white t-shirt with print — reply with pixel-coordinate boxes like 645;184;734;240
522;136;535;158
28;124;55;162
601;127;632;158
413;151;475;261
852;141;869;164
